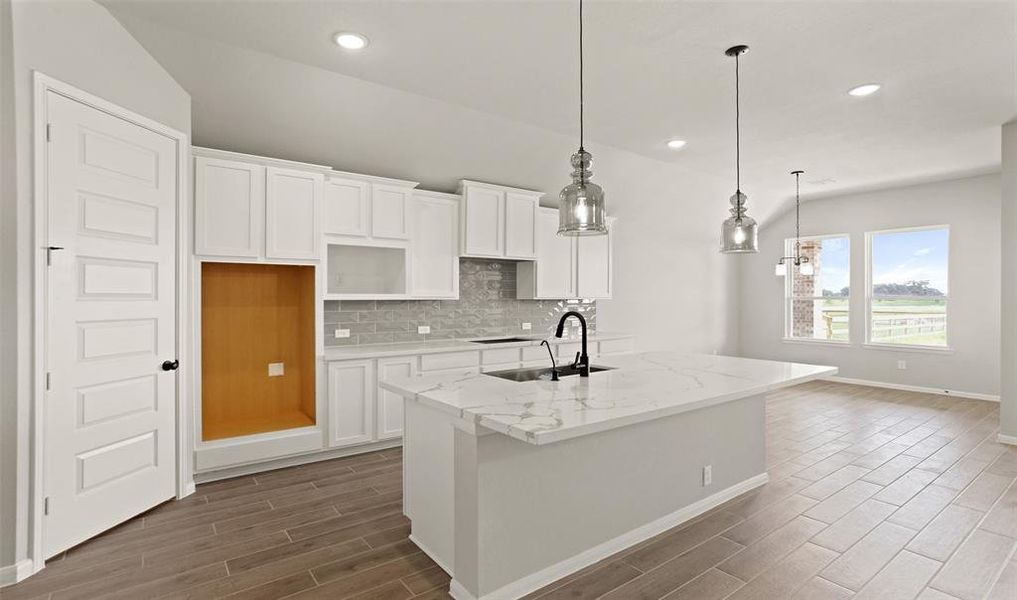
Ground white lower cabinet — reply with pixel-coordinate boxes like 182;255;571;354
327;360;375;448
376;357;416;440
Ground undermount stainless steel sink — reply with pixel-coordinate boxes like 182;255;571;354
468;337;537;344
484;365;614;382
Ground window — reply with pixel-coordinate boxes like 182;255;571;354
867;226;949;348
783;235;850;342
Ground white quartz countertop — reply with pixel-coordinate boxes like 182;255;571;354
323;331;632;360
380;352;837;445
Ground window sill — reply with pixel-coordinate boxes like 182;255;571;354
862;342;954;355
781;338;851;347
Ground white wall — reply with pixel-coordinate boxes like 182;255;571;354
1001;121;1017;440
738;174;1001;398
1;0;190;575
112;14;741;354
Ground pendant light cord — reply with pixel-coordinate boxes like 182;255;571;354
579;0;585;153
794;171;801;260
735;51;740;196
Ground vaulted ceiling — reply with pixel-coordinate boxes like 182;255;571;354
104;0;1016;211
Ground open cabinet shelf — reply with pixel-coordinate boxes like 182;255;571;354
201;262;317;441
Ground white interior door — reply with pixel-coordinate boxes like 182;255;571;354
43;91;178;557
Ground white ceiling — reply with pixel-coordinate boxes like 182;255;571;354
104;0;1016;207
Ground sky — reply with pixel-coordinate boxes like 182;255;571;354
871;228;949;293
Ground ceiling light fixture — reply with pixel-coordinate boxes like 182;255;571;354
667;139;687;150
848;83;880;97
775;170;814;276
720;44;758;253
558;0;608;237
334;32;368;50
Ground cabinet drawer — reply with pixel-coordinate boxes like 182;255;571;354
521;345;551;362
481;347;522;365
599;338;634;356
420;351;479;372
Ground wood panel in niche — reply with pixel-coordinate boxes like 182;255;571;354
201;262;316;440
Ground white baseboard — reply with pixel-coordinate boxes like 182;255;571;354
194;438;401;483
0;559;37;587
822;376;999;402
998;433;1017;446
448;473;770;600
409;534;452;575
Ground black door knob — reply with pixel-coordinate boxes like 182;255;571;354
161;360;179;371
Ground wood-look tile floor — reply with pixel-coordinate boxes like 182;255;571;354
5;381;1017;600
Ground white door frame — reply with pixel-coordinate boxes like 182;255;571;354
30;72;192;573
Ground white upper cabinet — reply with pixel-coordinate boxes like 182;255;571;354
411;191;460;299
504;192;539;259
458;180;540;259
518;212;614;300
194;157;265;257
323;174;415;242
193;147;328;261
371;185;411;240
323;177;370;237
517;208;575;299
266;166;323;260
576;217;615;299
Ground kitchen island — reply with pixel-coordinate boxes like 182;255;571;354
381;352;837;600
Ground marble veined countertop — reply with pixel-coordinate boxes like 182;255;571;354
380;352;837;445
323;331;633;360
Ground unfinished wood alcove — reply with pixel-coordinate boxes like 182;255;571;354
201;262;316;441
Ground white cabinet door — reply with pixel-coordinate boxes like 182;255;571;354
462;186;504;257
535;209;576;298
504;192;538;259
412;194;459;298
327;360;375;448
372;184;411;239
376;357;415;440
323;176;369;237
576;218;614;299
194;157;264;257
266;166;323;260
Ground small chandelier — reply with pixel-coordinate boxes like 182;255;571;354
720;45;758;253
558;0;607;236
775;170;814;276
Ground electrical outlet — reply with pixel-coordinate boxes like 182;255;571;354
702;465;712;487
897;360;907;370
334;328;350;339
521;322;532;331
268;362;284;377
417;325;431;334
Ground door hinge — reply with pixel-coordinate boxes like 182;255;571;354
46;123;53;142
44;497;50;516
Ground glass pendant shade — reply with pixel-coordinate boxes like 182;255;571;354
720;191;758;253
775;261;787;276
559;149;608;236
798;261;814;276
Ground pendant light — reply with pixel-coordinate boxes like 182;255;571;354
558;0;608;237
775;170;814;276
720;45;758;253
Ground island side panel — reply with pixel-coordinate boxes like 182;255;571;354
455;394;766;599
404;399;457;573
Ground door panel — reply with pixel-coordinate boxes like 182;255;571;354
463;187;504;256
535;209;576;298
266;166;322;260
193;157;263;257
576;219;614;299
504;193;537;259
411;195;459;298
44;91;178;557
377;358;414;440
323;177;369;237
327;361;374;448
371;185;410;239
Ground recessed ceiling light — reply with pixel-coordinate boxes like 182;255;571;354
666;139;687;150
334;32;368;50
848;83;881;97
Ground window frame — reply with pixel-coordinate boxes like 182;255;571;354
864;225;952;353
781;232;851;345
